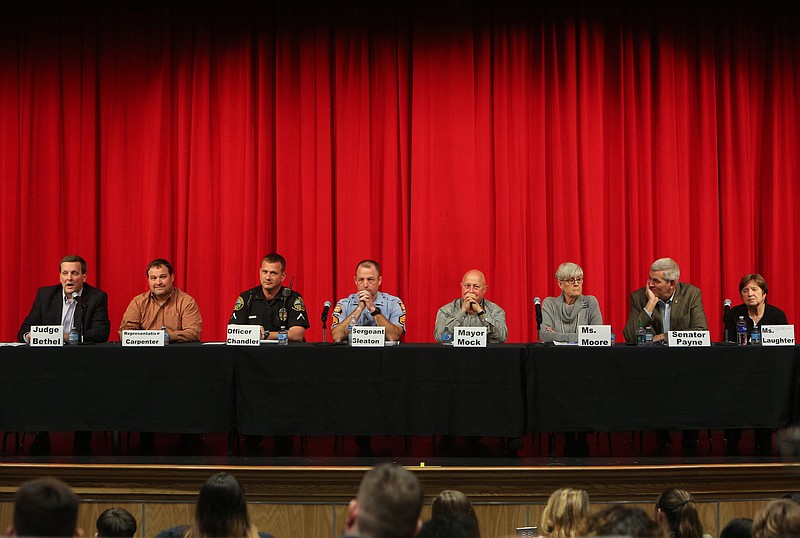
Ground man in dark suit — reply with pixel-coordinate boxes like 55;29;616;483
623;257;708;450
17;254;111;453
18;254;110;344
623;257;708;343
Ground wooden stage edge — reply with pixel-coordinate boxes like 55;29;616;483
2;462;800;502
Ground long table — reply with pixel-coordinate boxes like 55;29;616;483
527;344;800;432
1;343;798;438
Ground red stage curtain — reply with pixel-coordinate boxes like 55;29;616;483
2;1;799;343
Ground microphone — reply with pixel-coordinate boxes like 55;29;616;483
723;298;731;324
534;297;543;325
282;275;295;298
321;301;332;323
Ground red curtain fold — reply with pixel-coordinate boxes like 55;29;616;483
2;1;799;343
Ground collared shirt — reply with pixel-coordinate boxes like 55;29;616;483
229;285;310;333
118;287;202;342
434;298;508;343
659;295;674;334
61;288;83;333
331;291;406;333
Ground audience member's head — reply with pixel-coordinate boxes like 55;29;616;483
720;518;753;538
344;463;424;538
579;505;665;538
752;499;800;538
96;507;137;538
655;488;703;538
539;487;589;538
431;491;479;536
8;478;82;537
781;493;800;505
418;514;478;538
185;472;252;538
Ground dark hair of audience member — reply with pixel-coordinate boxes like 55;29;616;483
184;472;252;538
12;478;80;537
539;487;590;538
355;463;424;538
578;505;665;538
418;514;479;538
720;518;753;538
655;488;703;538
96;507;138;538
752;499;800;538
431;490;480;537
781;493;800;505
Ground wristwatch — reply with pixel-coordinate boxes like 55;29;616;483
369;307;381;317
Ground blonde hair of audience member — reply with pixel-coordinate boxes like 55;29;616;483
655;488;703;538
431;490;480;537
183;472;259;538
579;505;665;538
539;487;589;538
752;499;800;538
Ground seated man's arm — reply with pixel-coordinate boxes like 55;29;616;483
623;291;653;342
377;300;406;341
118;298;144;339
330;302;354;343
433;303;463;342
171;298;202;342
484;307;508;343
688;289;709;330
83;291;111;342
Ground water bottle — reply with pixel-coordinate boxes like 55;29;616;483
348;316;357;346
610;332;616;346
750;324;761;346
736;316;747;346
645;326;654;346
441;326;453;345
162;325;170;345
636;324;645;345
278;326;288;346
68;327;79;345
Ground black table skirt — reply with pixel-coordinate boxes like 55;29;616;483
2;342;798;437
527;344;800;432
234;344;528;436
0;344;235;432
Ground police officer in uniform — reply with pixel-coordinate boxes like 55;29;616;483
230;253;310;341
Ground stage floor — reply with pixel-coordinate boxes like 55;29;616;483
2;429;798;467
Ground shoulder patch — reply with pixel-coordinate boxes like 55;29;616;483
234;296;244;311
292;296;306;312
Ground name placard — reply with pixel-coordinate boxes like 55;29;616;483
453;326;487;347
667;330;711;347
351;326;385;347
578;325;612;346
30;325;63;347
121;330;165;347
226;325;260;346
761;325;795;346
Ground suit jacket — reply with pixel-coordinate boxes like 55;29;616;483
623;282;708;342
18;283;111;343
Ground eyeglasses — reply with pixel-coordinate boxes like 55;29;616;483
559;277;583;285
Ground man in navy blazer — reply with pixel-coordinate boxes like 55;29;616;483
17;255;110;454
18;255;111;344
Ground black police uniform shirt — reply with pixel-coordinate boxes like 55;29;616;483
229;286;310;332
